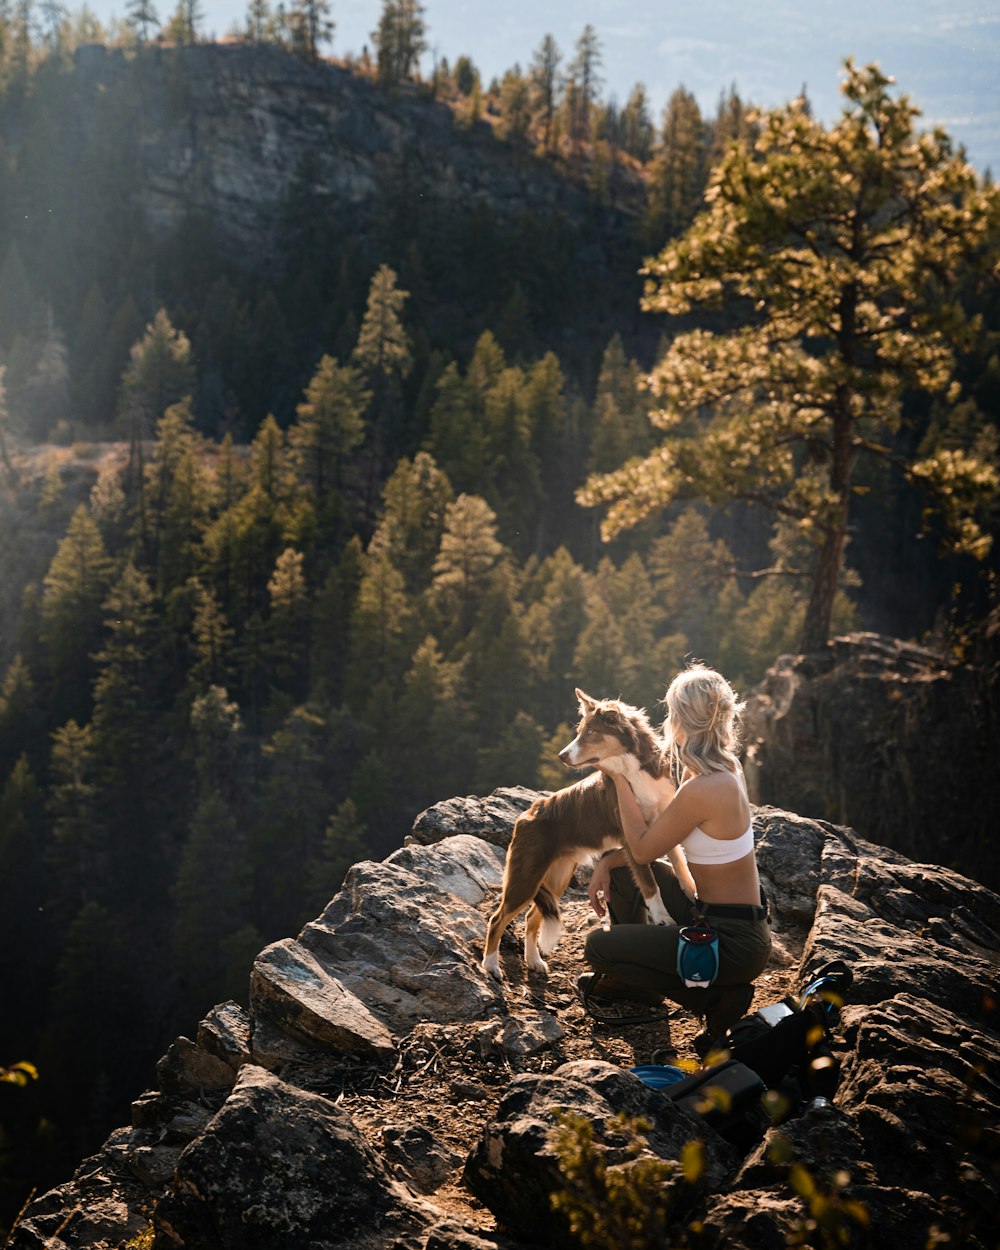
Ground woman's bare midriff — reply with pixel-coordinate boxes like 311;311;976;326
687;851;762;906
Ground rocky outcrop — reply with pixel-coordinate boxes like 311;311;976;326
8;794;1000;1250
63;43;637;258
744;630;1000;889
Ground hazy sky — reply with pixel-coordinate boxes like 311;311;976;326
94;0;1000;171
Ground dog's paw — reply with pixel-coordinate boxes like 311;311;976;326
526;954;550;976
644;898;670;927
482;953;504;982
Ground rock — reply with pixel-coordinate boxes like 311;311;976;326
409;788;541;850
7;1134;157;1250
10;787;1000;1250
155;1035;239;1095
752;807;828;924
385;834;506;904
476;1012;564;1059
250;938;397;1058
744;632;1000;890
63;45;637;264
381;1123;463;1193
801;884;1000;1027
298;847;506;1031
152;1065;433;1249
196;1000;252;1070
835;994;1000;1225
464;1059;735;1248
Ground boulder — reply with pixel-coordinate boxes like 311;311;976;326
297;842;507;1031
250;938;396;1058
464;1060;736;1248
152;1065;433;1249
409;788;541;850
744;632;1000;889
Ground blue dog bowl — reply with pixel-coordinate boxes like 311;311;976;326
629;1064;687;1089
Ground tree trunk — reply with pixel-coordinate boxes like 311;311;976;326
799;386;855;653
799;519;846;652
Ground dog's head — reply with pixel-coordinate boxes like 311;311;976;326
558;689;660;771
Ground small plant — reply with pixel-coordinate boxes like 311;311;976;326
0;1062;38;1088
767;1135;870;1248
548;1110;707;1249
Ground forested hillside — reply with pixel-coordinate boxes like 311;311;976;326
0;4;998;1233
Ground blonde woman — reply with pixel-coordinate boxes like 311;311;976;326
580;663;771;1056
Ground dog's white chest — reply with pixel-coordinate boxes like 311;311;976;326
628;770;672;821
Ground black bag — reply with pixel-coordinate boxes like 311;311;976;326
723;960;853;1110
664;1059;768;1149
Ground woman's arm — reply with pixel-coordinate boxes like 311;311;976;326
606;770;704;865
587;847;626;916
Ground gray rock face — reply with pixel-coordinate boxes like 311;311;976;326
7;783;1000;1250
64;44;625;258
744;630;1000;889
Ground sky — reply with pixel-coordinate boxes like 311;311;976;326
93;0;1000;172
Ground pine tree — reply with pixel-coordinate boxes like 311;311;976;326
310;534;363;701
564;25;602;149
587;335;653;474
118;309;195;545
40;505;114;715
352;265;412;500
426;361;487;496
371;0;426;86
253;705;332;934
498;64;531;147
146;397;210;596
482;366;542;554
265;547;310;716
288;0;332;60
621;83;655;162
48;719;105;918
370;451;453;592
125;0;159;42
647;508;737;659
0;756;51;1044
582;62;1000;650
345;544;414;711
287;354;370;547
645;86;706;245
304;798;366;916
188;577;234;693
527;35;561;153
431;493;505;640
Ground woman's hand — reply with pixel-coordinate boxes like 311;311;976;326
588;855;612;917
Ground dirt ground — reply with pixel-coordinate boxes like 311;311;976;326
322;886;807;1231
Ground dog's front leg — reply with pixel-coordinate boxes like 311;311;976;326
668;846;698;902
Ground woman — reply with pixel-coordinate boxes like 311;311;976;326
579;663;771;1056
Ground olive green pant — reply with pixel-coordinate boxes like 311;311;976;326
584;861;772;1013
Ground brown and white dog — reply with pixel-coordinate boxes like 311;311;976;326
481;689;697;981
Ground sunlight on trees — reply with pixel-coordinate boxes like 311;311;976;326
581;60;1000;650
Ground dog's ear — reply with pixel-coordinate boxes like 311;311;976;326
575;688;597;712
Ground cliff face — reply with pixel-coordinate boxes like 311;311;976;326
8;787;1000;1250
744;629;1000;889
65;43;634;258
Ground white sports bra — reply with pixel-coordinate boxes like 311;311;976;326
682;822;754;865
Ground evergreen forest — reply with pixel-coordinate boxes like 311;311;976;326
0;0;998;1230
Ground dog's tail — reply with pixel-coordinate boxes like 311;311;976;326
534;883;564;956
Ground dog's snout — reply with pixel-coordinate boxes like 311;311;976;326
558;747;571;762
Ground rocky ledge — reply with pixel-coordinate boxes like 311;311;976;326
8;789;1000;1250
